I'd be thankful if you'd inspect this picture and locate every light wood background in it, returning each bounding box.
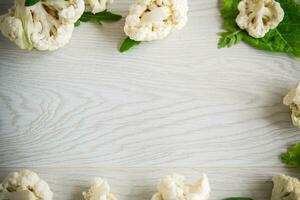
[1,0,300,199]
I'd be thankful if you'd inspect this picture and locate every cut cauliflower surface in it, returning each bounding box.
[0,169,53,200]
[84,0,113,14]
[271,175,300,200]
[0,0,84,51]
[124,0,188,42]
[151,174,210,200]
[83,178,118,200]
[235,0,284,38]
[284,82,300,127]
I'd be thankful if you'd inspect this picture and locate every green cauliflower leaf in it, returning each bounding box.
[282,143,300,169]
[25,0,41,7]
[76,10,122,26]
[119,37,141,53]
[219,0,300,58]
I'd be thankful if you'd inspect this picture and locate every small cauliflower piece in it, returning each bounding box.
[124,0,188,42]
[271,175,300,200]
[0,0,84,51]
[0,13,29,49]
[151,174,210,200]
[236,0,284,38]
[83,178,118,200]
[0,169,53,200]
[84,0,113,14]
[284,82,300,127]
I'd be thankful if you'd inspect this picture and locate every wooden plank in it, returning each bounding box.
[0,0,300,199]
[0,14,299,167]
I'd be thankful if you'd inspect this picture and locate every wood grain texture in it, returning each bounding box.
[1,0,300,199]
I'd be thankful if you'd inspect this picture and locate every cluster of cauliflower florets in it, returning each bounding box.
[0,0,112,51]
[0,170,211,200]
[236,0,284,38]
[2,169,300,200]
[124,0,188,42]
[0,0,287,51]
[284,82,300,127]
[0,170,53,200]
[0,0,190,51]
[151,174,210,200]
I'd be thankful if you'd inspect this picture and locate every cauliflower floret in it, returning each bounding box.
[236,0,284,38]
[271,175,300,200]
[83,178,118,200]
[151,174,210,200]
[0,12,30,49]
[0,169,53,200]
[124,0,188,42]
[84,0,113,14]
[0,0,84,51]
[284,82,300,127]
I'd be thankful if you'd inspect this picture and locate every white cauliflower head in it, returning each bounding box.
[124,0,189,42]
[151,174,210,200]
[236,0,284,38]
[83,178,118,200]
[0,169,53,200]
[0,0,84,51]
[284,82,300,127]
[84,0,113,14]
[271,175,300,200]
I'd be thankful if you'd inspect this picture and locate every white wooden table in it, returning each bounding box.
[1,0,300,199]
